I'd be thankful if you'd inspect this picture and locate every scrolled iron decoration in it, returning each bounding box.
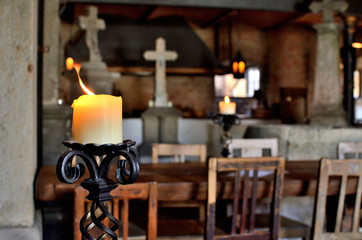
[56,139,139,240]
[213,113,241,132]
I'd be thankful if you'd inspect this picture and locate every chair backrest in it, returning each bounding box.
[206,157,285,240]
[152,143,206,163]
[74,182,157,240]
[311,158,362,240]
[228,138,278,158]
[338,142,362,159]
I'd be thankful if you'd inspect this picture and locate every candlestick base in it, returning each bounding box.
[213,114,241,157]
[56,139,139,240]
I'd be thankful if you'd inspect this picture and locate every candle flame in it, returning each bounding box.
[238,61,245,73]
[224,96,230,103]
[66,57,74,71]
[232,62,238,73]
[73,63,95,95]
[352,42,362,49]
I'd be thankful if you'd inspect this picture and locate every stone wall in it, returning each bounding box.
[0,0,38,230]
[245,124,362,160]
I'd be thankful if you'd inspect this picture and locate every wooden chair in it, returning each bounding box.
[228,139,310,239]
[152,143,206,222]
[74,182,157,240]
[338,142,362,159]
[152,143,206,163]
[228,138,278,157]
[206,157,285,240]
[311,158,362,240]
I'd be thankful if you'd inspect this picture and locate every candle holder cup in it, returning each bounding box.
[213,114,241,157]
[56,139,139,240]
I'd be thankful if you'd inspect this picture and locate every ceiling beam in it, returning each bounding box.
[201,9,233,28]
[137,5,157,23]
[61,0,311,12]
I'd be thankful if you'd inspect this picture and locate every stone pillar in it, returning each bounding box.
[309,0,349,126]
[310,23,347,126]
[42,0,74,166]
[0,1,41,239]
[42,0,60,106]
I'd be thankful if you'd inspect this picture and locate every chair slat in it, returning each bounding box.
[335,175,347,233]
[240,170,250,234]
[231,170,241,234]
[352,175,362,232]
[249,170,259,233]
[122,199,130,240]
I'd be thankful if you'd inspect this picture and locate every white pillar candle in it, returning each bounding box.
[72,94,123,144]
[219,96,236,115]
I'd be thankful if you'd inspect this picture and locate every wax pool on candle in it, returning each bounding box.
[219,96,236,114]
[72,94,123,144]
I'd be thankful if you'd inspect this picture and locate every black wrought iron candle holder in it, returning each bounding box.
[56,139,139,240]
[213,114,241,157]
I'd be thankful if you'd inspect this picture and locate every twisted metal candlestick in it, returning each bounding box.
[213,114,241,157]
[56,139,139,240]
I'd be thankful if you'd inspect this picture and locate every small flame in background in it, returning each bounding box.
[224,96,230,103]
[66,57,95,95]
[232,61,245,74]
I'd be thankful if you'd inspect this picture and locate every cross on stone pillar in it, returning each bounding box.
[309,0,349,126]
[309,0,348,23]
[144,37,178,107]
[78,6,105,63]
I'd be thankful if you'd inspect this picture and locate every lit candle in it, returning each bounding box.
[219,96,236,115]
[70,59,123,144]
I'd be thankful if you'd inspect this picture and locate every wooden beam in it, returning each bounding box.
[61,0,309,12]
[201,9,233,28]
[107,66,229,75]
[137,5,157,23]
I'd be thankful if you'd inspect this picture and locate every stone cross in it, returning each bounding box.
[144,37,178,107]
[309,0,349,23]
[78,6,105,63]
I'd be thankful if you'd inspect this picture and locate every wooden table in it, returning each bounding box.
[36,160,323,202]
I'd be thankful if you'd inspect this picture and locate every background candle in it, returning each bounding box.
[72,94,123,144]
[219,96,236,114]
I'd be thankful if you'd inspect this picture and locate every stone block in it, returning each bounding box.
[42,105,72,165]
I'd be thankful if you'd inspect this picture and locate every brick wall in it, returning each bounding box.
[266,25,316,116]
[115,75,214,118]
